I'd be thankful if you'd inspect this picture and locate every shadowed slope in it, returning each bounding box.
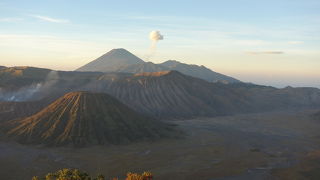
[3,92,177,146]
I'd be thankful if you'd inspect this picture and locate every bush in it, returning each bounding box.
[126,172,153,180]
[32,169,153,180]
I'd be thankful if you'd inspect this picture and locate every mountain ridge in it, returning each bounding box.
[75,48,240,83]
[160,60,239,83]
[1,66,320,119]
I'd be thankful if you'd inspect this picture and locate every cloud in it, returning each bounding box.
[30,15,69,23]
[0,17,23,22]
[0,34,55,39]
[235,40,269,46]
[246,51,284,55]
[288,41,304,45]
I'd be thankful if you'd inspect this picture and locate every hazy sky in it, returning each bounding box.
[0,0,319,88]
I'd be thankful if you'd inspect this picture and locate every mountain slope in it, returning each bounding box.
[160,60,240,83]
[2,92,176,146]
[76,48,144,72]
[116,62,169,73]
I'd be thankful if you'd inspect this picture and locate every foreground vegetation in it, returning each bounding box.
[32,169,153,180]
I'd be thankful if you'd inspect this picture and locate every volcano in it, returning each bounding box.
[76,48,144,72]
[3,91,176,147]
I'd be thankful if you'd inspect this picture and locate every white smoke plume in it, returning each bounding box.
[0,71,59,101]
[149,30,164,41]
[146,30,164,60]
[149,30,164,49]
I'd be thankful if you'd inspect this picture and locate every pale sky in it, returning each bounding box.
[0,0,319,88]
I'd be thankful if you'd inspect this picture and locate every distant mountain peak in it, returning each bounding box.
[107,48,134,55]
[76,48,144,72]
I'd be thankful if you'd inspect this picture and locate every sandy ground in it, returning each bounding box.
[1,109,320,180]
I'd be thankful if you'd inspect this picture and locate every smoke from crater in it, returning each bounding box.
[0,71,59,101]
[145,30,164,60]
